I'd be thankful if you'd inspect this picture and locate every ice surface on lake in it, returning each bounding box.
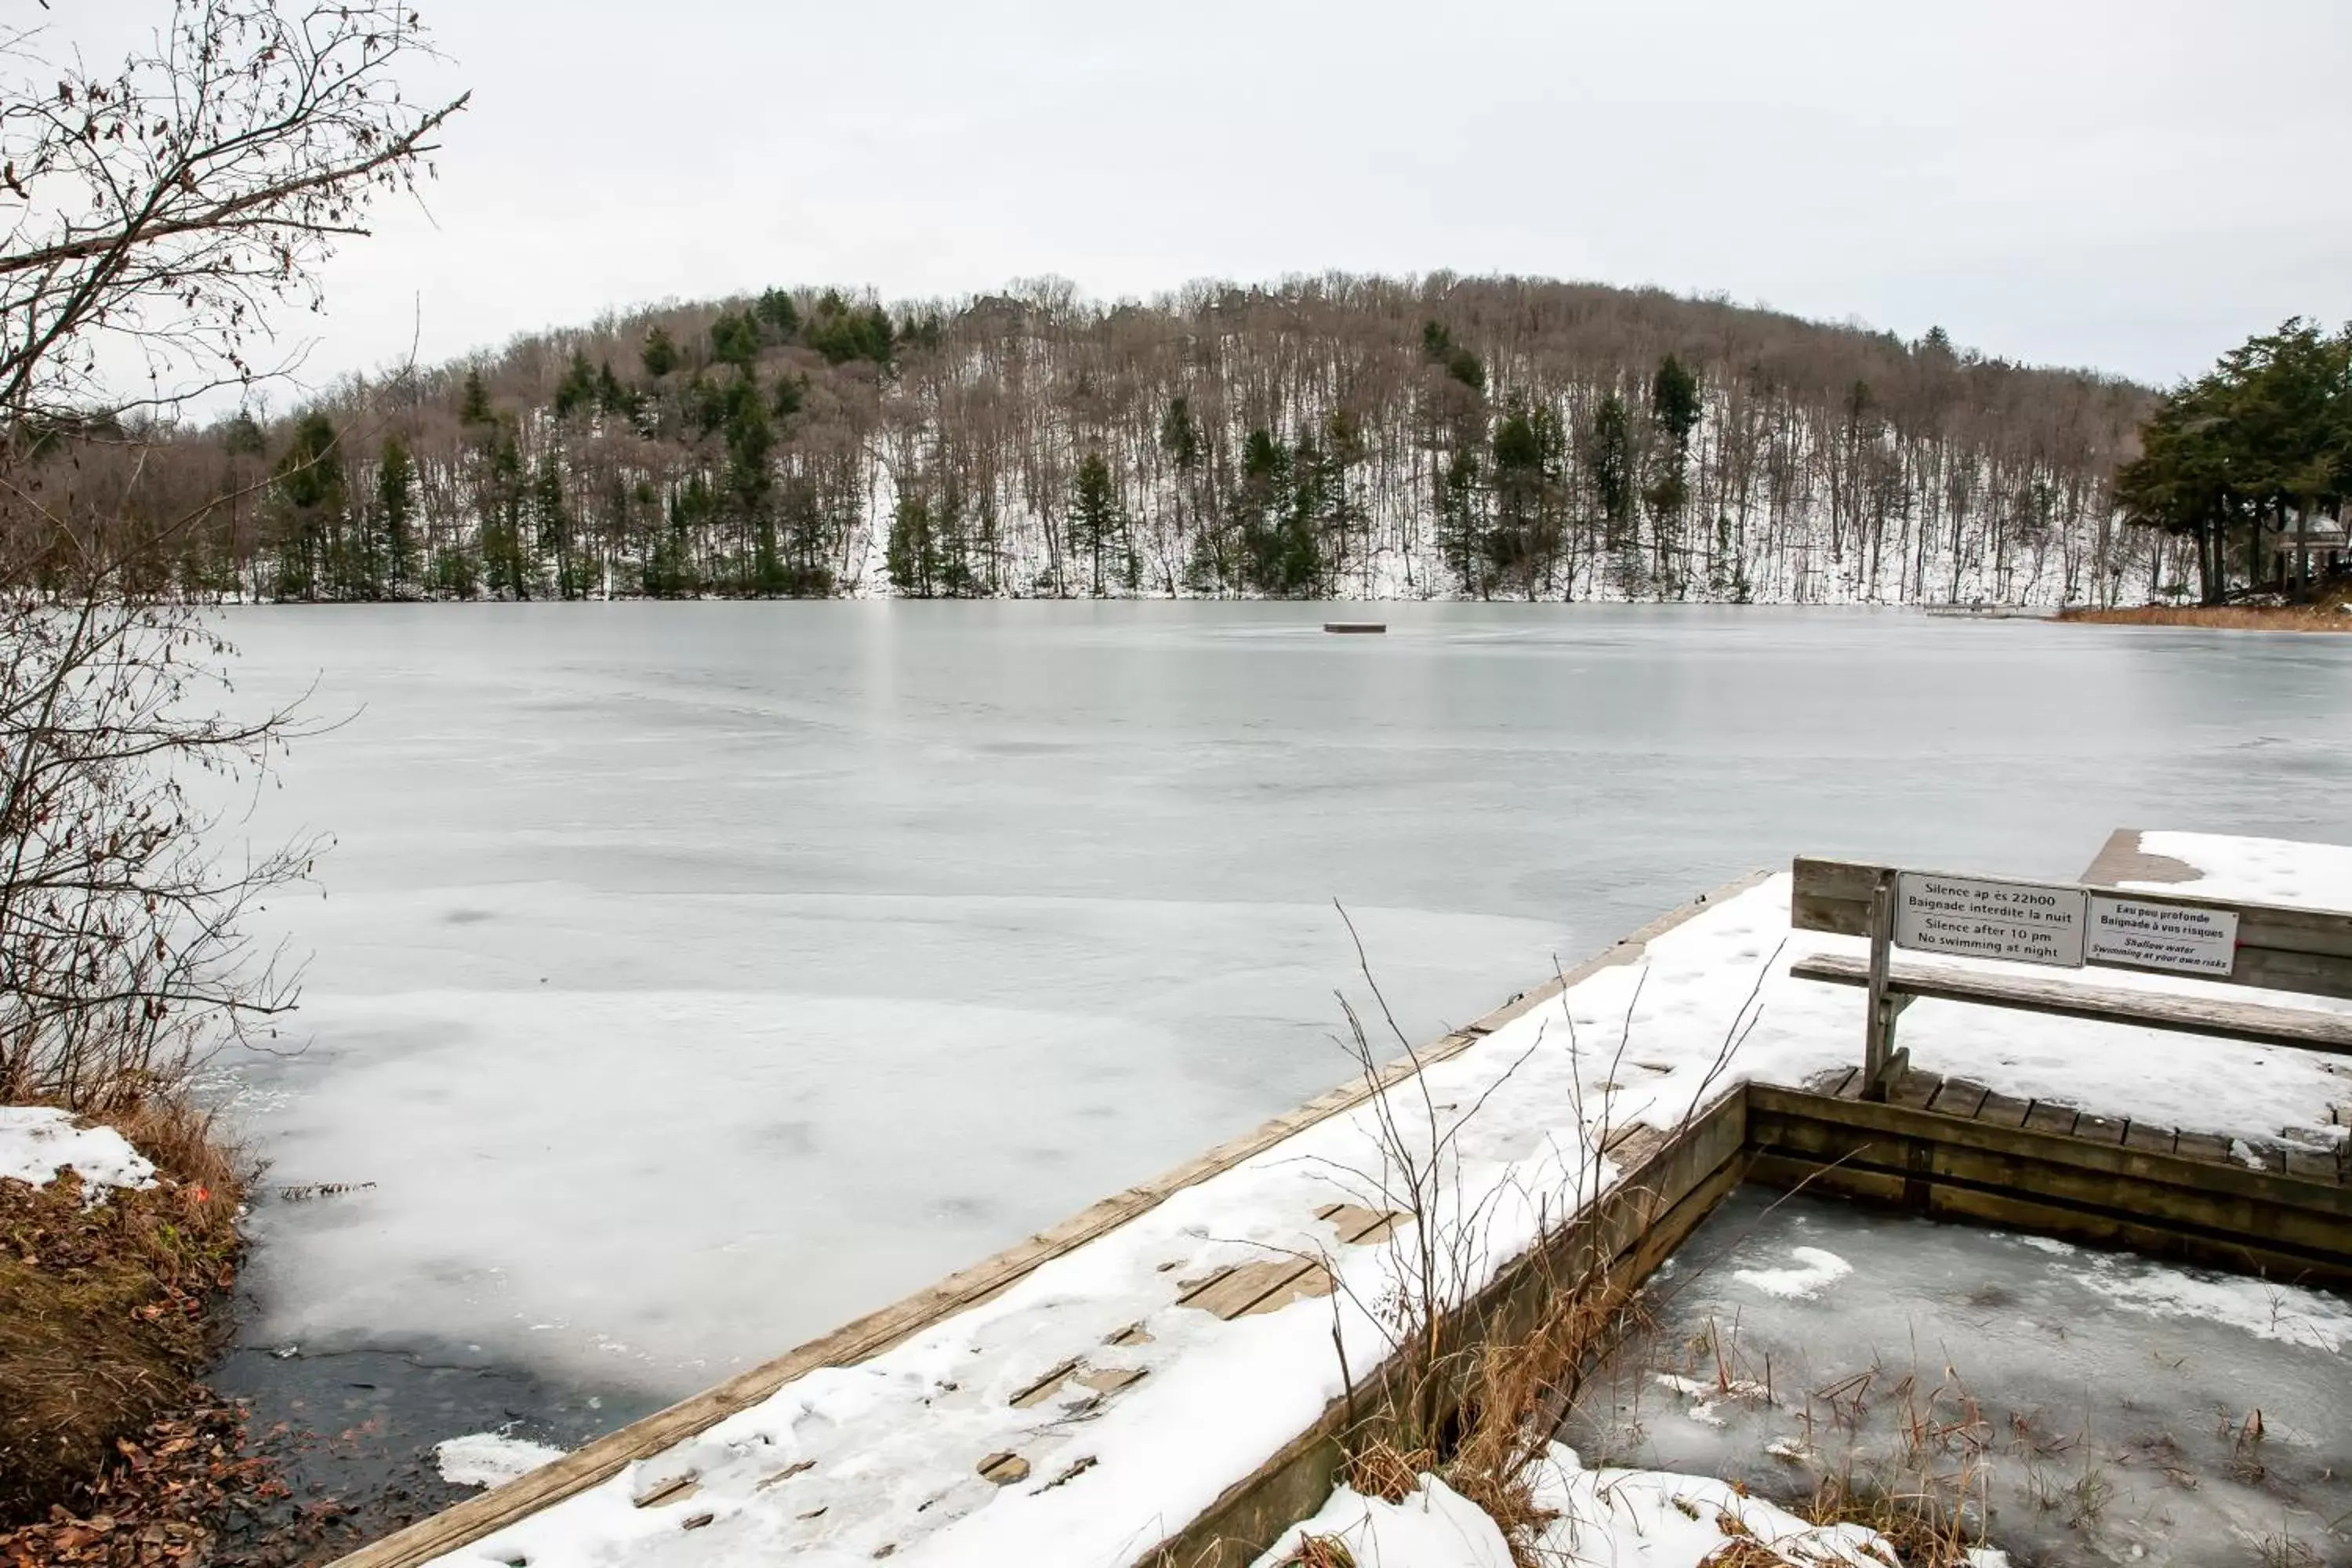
[1573,1188,2352,1566]
[201,603,2352,1403]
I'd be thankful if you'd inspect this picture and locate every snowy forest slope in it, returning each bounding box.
[143,274,2161,604]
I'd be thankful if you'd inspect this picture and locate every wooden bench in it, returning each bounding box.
[1791,853,2352,1099]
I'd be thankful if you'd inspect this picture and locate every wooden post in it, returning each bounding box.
[1862,869,1898,1102]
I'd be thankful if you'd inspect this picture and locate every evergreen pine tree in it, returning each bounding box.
[649,475,711,597]
[270,413,346,601]
[221,411,267,457]
[1643,356,1703,596]
[1160,397,1200,470]
[641,326,679,379]
[778,475,836,597]
[1434,446,1485,595]
[594,361,630,418]
[376,435,417,593]
[755,288,800,339]
[481,426,531,600]
[1232,428,1320,596]
[721,379,780,593]
[887,494,941,597]
[710,310,760,370]
[459,368,493,426]
[1588,392,1635,550]
[805,292,894,367]
[1652,356,1702,452]
[1162,397,1217,590]
[1490,399,1566,594]
[532,452,583,597]
[554,349,597,419]
[1068,452,1125,596]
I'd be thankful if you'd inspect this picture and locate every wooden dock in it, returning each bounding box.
[330,837,2352,1568]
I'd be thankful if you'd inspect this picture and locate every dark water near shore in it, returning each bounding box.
[211,1341,662,1553]
[194,603,2352,1519]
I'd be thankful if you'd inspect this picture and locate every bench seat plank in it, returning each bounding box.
[1790,953,2352,1057]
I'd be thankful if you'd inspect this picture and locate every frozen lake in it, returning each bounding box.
[205,603,2352,1428]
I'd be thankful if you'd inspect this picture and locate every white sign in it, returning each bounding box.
[1895,873,2088,967]
[2087,896,2239,978]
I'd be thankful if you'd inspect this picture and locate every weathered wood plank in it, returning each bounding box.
[1748,1138,2352,1290]
[2078,829,2198,890]
[1751,1112,2352,1261]
[1319,1204,1406,1247]
[2172,1130,2235,1166]
[1812,1065,1860,1099]
[2073,1113,2126,1145]
[2023,1100,2081,1138]
[1973,1089,2032,1129]
[2227,946,2352,1001]
[1926,1078,1991,1120]
[1791,952,2352,1055]
[1746,1086,2352,1221]
[1791,856,1881,936]
[1008,1359,1085,1409]
[2284,1147,2339,1185]
[2122,1121,2177,1158]
[1887,1069,1940,1110]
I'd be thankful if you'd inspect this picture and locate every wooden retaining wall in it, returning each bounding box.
[1748,1083,2352,1290]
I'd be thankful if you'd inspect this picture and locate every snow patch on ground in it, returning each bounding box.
[434,1432,569,1490]
[1250,1446,1989,1568]
[1248,1473,1513,1568]
[0,1105,156,1201]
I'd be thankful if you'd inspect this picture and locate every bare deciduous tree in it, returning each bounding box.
[0,1,462,1111]
[1,0,465,431]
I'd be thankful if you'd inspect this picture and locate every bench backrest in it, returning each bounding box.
[1791,855,2352,1003]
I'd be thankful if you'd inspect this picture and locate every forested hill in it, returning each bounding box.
[147,274,2161,604]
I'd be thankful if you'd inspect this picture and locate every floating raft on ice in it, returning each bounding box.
[1320,621,1385,634]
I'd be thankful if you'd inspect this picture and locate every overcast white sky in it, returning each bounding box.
[71,0,2352,395]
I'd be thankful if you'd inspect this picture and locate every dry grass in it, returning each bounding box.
[0,1096,246,1525]
[2058,601,2352,632]
[1796,1476,1984,1568]
[1272,1535,1358,1568]
[1308,916,1772,1568]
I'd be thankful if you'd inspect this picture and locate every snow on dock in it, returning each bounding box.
[350,837,2352,1568]
[2088,826,2352,913]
